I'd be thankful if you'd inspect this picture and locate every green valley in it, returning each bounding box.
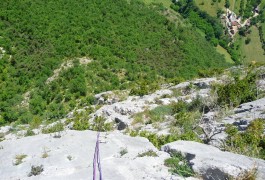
[0,0,228,125]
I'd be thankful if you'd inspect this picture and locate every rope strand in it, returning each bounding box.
[93,132,103,180]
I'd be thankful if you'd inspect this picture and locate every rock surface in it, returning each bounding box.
[92,78,218,131]
[223,97,265,126]
[162,141,265,180]
[0,130,183,180]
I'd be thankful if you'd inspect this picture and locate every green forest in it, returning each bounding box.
[0,0,229,125]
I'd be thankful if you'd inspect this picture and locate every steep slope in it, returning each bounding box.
[1,68,265,179]
[0,0,228,125]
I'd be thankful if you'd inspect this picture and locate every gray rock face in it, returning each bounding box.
[162,141,265,180]
[115,117,127,130]
[0,130,183,180]
[92,78,218,132]
[192,78,217,89]
[223,98,265,125]
[94,90,129,105]
[0,126,11,134]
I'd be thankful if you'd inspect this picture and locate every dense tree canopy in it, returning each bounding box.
[0,0,228,124]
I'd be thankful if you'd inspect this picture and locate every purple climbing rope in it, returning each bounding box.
[93,132,102,180]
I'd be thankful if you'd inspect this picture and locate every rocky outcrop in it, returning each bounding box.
[94,90,129,105]
[0,130,183,180]
[162,141,265,180]
[92,78,218,131]
[223,98,265,127]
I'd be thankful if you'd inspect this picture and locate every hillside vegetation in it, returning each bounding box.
[0,0,228,125]
[173,0,265,64]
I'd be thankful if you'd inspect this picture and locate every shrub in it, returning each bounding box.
[130,130,179,149]
[164,152,194,177]
[42,151,49,158]
[119,148,128,156]
[0,132,5,142]
[67,155,73,161]
[42,122,64,134]
[129,81,159,96]
[233,167,257,180]
[25,129,35,136]
[91,116,113,132]
[137,149,158,157]
[225,119,265,159]
[14,154,27,166]
[216,73,257,107]
[73,118,90,130]
[71,107,95,131]
[245,37,251,44]
[132,105,173,125]
[28,165,44,177]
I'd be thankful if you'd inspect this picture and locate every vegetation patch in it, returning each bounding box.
[0,132,5,142]
[241,26,265,63]
[130,130,179,149]
[137,149,158,157]
[42,122,64,134]
[14,154,27,166]
[67,155,73,161]
[164,151,194,177]
[215,72,257,107]
[232,167,257,180]
[41,148,49,158]
[119,148,128,157]
[25,129,35,136]
[225,119,265,160]
[91,116,113,132]
[28,165,44,177]
[216,45,234,64]
[132,105,173,125]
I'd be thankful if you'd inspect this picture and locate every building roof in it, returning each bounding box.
[231,21,240,26]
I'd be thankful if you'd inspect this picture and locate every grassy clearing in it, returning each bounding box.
[241,26,265,63]
[216,45,234,64]
[142,0,187,27]
[262,23,265,40]
[194,0,242,17]
[195,0,226,17]
[232,0,242,15]
[230,0,236,11]
[142,0,172,8]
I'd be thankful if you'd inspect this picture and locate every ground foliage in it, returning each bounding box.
[225,119,265,160]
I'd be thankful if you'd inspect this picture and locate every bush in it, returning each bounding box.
[147,105,173,123]
[30,116,42,129]
[28,165,44,177]
[216,73,257,107]
[119,148,128,156]
[42,122,64,134]
[245,37,251,44]
[25,129,35,136]
[73,118,90,130]
[91,116,113,132]
[0,132,5,142]
[130,130,179,149]
[164,152,194,177]
[137,149,158,157]
[225,119,265,159]
[14,154,27,166]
